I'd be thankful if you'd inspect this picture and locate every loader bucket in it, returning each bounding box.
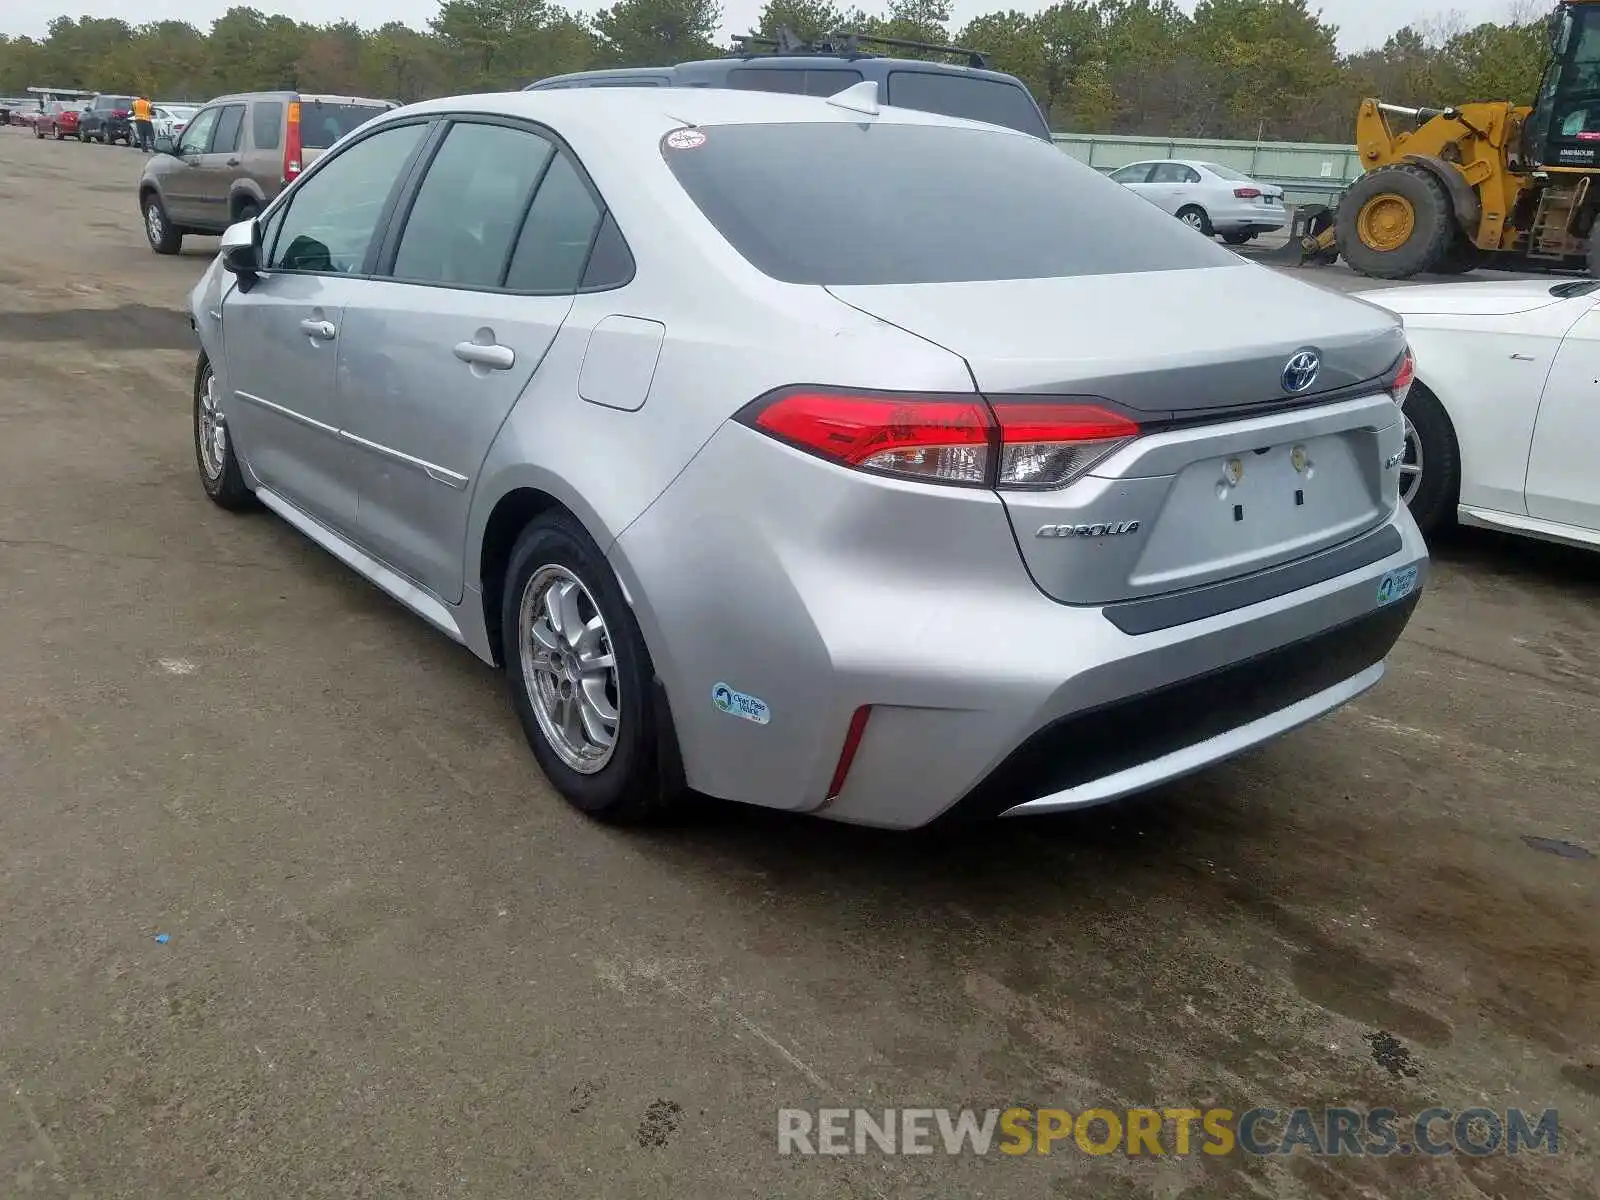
[1259,203,1340,266]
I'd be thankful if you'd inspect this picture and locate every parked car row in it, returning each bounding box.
[25,95,203,144]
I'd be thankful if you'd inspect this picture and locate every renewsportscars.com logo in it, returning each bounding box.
[777,1107,1561,1158]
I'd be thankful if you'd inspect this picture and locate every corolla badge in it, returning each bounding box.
[1282,349,1321,394]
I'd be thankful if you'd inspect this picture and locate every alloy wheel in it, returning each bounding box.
[1399,411,1423,505]
[518,565,620,774]
[145,202,164,248]
[196,363,226,480]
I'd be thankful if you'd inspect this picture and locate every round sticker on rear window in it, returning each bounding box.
[664,127,706,151]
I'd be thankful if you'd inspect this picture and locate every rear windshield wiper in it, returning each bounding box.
[1550,280,1600,298]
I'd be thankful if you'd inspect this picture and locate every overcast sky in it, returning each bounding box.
[0,0,1535,54]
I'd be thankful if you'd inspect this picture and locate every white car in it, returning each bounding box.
[1107,159,1287,244]
[153,103,199,142]
[1360,278,1600,550]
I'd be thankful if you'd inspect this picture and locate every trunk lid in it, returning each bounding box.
[827,264,1408,606]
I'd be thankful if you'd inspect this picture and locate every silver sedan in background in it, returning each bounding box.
[187,86,1426,830]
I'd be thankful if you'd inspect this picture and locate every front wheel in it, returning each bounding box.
[1336,164,1455,279]
[143,194,183,255]
[1398,384,1460,536]
[194,355,255,511]
[501,512,677,823]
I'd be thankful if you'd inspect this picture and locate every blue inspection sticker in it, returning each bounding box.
[712,682,770,725]
[1376,565,1419,607]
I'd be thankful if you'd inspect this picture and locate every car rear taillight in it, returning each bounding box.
[1234,187,1261,198]
[989,401,1140,490]
[1389,348,1415,405]
[283,101,302,184]
[736,389,1140,491]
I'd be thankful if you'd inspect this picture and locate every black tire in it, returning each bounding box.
[77,129,86,142]
[1222,230,1256,246]
[501,512,677,823]
[1400,383,1460,537]
[194,355,255,511]
[1432,236,1483,275]
[1177,205,1214,237]
[54,127,64,140]
[142,193,183,255]
[1337,164,1456,280]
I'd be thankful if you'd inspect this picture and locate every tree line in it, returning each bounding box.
[0,0,1553,142]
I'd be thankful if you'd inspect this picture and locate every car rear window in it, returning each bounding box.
[662,121,1237,286]
[103,96,132,109]
[299,102,391,149]
[883,71,1048,138]
[727,67,865,96]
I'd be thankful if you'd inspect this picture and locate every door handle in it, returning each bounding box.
[226,157,241,166]
[299,319,337,340]
[453,341,515,370]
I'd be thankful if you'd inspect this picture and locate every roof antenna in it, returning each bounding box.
[826,79,880,117]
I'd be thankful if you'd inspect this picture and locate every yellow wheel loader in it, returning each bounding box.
[1295,0,1600,278]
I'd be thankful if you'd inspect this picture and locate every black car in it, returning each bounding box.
[79,94,134,145]
[525,29,1052,141]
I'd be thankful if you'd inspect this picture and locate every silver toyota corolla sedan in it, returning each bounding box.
[186,85,1427,829]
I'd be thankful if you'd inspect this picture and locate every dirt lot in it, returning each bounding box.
[0,128,1596,1199]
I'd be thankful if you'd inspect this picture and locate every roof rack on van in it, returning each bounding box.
[729,26,990,69]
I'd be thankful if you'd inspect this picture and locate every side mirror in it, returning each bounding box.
[154,133,175,154]
[220,219,262,288]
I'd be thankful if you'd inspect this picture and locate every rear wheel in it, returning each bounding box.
[1398,384,1460,536]
[1177,206,1214,237]
[1337,164,1456,279]
[1222,230,1256,246]
[501,512,677,823]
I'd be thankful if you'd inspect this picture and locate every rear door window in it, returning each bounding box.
[884,71,1048,138]
[389,121,556,289]
[662,120,1236,285]
[504,150,607,292]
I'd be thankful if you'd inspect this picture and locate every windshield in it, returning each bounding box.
[1542,4,1600,141]
[662,121,1237,286]
[299,102,391,149]
[1200,162,1256,182]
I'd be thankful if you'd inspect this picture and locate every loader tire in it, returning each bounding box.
[1433,234,1483,275]
[1337,165,1456,280]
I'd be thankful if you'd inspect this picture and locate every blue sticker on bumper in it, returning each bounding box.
[713,682,770,725]
[1376,565,1419,607]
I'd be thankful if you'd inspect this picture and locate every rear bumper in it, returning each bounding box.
[1209,201,1287,232]
[613,423,1429,831]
